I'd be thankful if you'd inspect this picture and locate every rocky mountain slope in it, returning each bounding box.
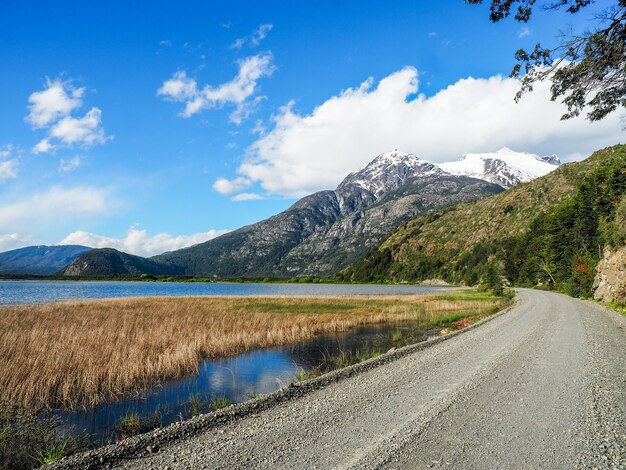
[343,144,626,300]
[438,147,560,188]
[63,151,503,277]
[0,245,91,275]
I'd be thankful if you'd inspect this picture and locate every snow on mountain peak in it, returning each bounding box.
[438,148,559,188]
[338,150,446,198]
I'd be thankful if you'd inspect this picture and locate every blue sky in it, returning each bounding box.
[0,0,623,254]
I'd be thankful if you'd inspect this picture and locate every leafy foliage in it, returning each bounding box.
[467,0,626,121]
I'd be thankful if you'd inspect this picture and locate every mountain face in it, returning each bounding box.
[438,147,560,188]
[0,245,91,275]
[343,145,626,300]
[60,248,181,276]
[64,151,503,277]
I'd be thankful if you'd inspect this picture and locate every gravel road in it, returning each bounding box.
[65,289,626,469]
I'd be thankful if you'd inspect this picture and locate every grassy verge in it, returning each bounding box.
[0,291,508,414]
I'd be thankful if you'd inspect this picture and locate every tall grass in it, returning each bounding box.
[0,293,504,413]
[0,403,85,470]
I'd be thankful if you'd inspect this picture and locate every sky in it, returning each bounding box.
[0,0,624,255]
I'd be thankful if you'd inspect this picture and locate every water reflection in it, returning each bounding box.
[56,321,433,443]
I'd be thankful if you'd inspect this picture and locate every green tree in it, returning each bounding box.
[466,0,626,121]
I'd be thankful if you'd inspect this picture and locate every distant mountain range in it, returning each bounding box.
[2,148,561,277]
[0,245,91,275]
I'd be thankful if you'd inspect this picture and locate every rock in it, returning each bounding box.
[593,246,626,303]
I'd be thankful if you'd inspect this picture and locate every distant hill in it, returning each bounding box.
[343,144,626,299]
[0,245,92,275]
[63,150,504,277]
[60,248,181,276]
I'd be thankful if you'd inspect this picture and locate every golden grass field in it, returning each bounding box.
[0,292,506,412]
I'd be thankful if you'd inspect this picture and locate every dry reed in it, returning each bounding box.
[0,293,502,412]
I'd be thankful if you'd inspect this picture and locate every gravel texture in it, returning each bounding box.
[52,289,625,469]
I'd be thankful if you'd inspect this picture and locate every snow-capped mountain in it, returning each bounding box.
[338,150,445,198]
[438,147,560,188]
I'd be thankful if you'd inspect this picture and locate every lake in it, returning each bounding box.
[0,280,453,306]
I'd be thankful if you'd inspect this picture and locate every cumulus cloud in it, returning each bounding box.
[27,78,84,128]
[28,78,108,153]
[158,53,275,123]
[47,108,106,146]
[59,156,81,173]
[60,227,229,257]
[227,67,625,197]
[0,145,18,183]
[212,176,252,194]
[230,23,273,49]
[0,186,110,229]
[0,233,33,252]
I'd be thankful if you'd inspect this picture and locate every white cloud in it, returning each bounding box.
[26,78,84,128]
[231,192,264,201]
[230,67,625,197]
[0,233,33,252]
[157,71,198,101]
[230,23,273,49]
[0,144,13,158]
[59,156,82,173]
[0,186,110,229]
[27,79,108,154]
[158,53,275,123]
[32,139,53,154]
[212,176,252,194]
[0,145,18,183]
[0,160,18,183]
[251,24,273,46]
[48,108,106,146]
[230,37,246,50]
[518,27,531,38]
[428,32,437,38]
[60,227,229,257]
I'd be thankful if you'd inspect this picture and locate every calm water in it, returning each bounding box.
[57,321,434,443]
[0,280,452,306]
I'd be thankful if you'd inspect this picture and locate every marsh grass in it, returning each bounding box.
[0,292,505,413]
[209,396,232,411]
[0,403,86,470]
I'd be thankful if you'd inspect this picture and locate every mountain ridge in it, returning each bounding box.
[62,150,505,277]
[0,245,92,275]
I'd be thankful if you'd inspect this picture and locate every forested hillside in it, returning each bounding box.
[342,145,626,298]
